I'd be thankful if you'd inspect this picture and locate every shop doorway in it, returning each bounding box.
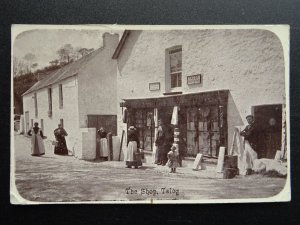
[87,115,117,158]
[253,104,282,159]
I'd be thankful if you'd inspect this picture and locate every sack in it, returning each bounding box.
[52,140,58,147]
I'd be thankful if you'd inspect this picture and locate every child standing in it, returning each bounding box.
[167,145,179,173]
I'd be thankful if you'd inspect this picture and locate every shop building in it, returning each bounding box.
[113,29,285,163]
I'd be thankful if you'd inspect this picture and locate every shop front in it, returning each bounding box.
[122,90,229,159]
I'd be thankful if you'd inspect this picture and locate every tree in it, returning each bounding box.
[13,56,29,76]
[78,47,95,57]
[23,53,37,73]
[31,63,38,70]
[49,59,59,66]
[57,44,74,64]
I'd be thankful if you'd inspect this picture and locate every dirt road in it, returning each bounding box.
[12,133,286,203]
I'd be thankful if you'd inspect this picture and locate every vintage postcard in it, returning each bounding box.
[11,24,290,204]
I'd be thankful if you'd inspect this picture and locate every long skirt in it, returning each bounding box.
[100,138,108,157]
[54,137,68,155]
[124,141,142,168]
[31,135,45,156]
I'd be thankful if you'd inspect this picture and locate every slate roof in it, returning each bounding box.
[23,48,101,96]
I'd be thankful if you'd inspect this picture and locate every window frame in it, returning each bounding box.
[169,47,182,89]
[48,87,52,117]
[59,84,63,109]
[34,92,38,118]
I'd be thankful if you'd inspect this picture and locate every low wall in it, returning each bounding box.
[80,128,96,160]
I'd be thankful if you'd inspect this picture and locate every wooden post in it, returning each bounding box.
[216,147,226,173]
[192,153,203,171]
[107,132,113,161]
[152,108,158,163]
[280,103,287,160]
[119,130,125,161]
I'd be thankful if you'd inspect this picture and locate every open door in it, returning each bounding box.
[253,104,282,159]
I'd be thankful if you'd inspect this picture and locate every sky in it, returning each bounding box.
[13,29,123,70]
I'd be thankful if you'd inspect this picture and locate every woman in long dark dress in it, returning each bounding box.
[27,122,45,156]
[54,124,68,155]
[124,126,142,168]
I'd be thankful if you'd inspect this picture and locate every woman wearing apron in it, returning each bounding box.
[124,126,142,168]
[27,122,46,156]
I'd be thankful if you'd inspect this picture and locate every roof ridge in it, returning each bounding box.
[22,48,102,96]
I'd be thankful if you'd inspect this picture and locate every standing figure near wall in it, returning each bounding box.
[97,127,108,161]
[163,126,174,166]
[240,115,259,174]
[27,122,46,156]
[155,119,166,165]
[167,145,179,173]
[124,126,142,169]
[54,124,69,155]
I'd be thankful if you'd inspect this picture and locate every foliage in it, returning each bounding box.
[13,43,95,114]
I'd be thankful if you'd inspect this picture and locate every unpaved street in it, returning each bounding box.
[12,133,286,203]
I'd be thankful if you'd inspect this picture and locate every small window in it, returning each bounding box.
[60,118,64,128]
[34,93,38,118]
[59,84,63,108]
[169,47,182,88]
[48,88,52,117]
[40,119,44,132]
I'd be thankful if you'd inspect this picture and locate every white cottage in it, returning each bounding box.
[22,33,119,159]
[112,29,286,165]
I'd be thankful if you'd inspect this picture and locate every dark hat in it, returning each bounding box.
[246,115,254,119]
[128,126,136,131]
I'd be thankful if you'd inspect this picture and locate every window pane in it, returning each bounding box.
[170,50,182,73]
[170,73,182,88]
[178,73,182,87]
[171,74,177,88]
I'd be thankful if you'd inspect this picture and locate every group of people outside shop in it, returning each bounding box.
[123,119,185,173]
[27,114,280,175]
[27,122,69,157]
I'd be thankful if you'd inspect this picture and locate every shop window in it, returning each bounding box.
[168,47,182,89]
[133,109,155,151]
[186,106,220,157]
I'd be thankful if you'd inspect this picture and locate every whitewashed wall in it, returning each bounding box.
[116,29,285,149]
[23,75,80,155]
[78,33,119,128]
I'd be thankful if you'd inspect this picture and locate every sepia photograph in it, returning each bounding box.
[11,25,290,204]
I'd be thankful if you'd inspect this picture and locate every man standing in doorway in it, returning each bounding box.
[155,119,165,165]
[240,115,260,157]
